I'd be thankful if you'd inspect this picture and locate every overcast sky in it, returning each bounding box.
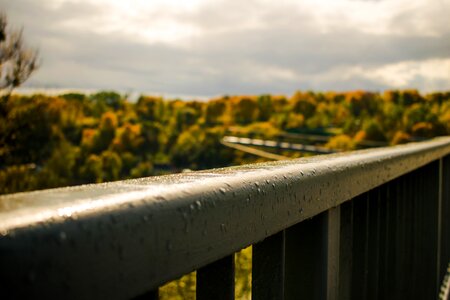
[1,0,449,97]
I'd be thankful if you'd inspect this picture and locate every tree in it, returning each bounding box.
[0,13,39,96]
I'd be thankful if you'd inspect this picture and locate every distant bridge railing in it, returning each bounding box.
[1,137,450,299]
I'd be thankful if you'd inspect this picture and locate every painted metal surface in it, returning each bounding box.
[1,137,450,299]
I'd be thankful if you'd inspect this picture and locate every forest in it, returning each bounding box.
[1,89,450,195]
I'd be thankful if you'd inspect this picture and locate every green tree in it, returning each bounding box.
[257,94,273,121]
[80,154,103,183]
[291,91,316,119]
[232,97,258,125]
[101,150,122,181]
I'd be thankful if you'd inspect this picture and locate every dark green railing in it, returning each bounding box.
[1,137,450,299]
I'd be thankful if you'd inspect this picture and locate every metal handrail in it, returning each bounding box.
[1,136,450,299]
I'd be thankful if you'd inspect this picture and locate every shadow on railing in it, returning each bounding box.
[1,137,450,300]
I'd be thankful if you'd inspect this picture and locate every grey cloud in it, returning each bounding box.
[1,0,449,96]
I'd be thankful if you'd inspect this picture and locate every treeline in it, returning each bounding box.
[1,89,449,194]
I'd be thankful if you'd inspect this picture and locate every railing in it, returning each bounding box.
[1,137,450,299]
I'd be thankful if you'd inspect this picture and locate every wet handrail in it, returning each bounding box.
[1,137,450,299]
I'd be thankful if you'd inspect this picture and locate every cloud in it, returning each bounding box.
[1,0,449,96]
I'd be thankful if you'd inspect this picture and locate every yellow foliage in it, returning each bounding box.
[411,122,433,138]
[325,134,355,151]
[354,130,366,143]
[100,111,118,130]
[81,128,97,147]
[391,131,411,145]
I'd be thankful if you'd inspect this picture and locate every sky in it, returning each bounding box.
[1,0,449,97]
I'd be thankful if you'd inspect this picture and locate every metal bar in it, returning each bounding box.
[285,207,340,300]
[392,174,406,299]
[338,201,353,300]
[386,179,397,296]
[414,165,427,299]
[442,155,450,283]
[197,255,235,300]
[252,231,285,300]
[1,138,450,299]
[420,161,440,298]
[411,166,421,298]
[327,207,341,300]
[403,171,414,299]
[438,158,444,294]
[367,188,380,300]
[351,193,369,300]
[377,184,388,298]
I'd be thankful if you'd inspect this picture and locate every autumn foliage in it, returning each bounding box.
[1,90,450,194]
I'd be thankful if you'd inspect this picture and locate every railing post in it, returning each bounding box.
[441,155,450,284]
[252,231,285,300]
[367,188,381,300]
[338,201,353,300]
[351,193,369,300]
[424,161,441,298]
[438,158,444,292]
[197,255,235,300]
[284,206,340,300]
[377,185,389,299]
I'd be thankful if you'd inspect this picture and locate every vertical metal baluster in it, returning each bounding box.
[351,193,369,300]
[197,255,235,300]
[327,207,341,300]
[338,201,353,300]
[400,174,410,298]
[252,231,285,300]
[367,188,380,300]
[284,207,340,300]
[441,155,450,283]
[377,184,388,299]
[411,167,420,298]
[386,179,397,297]
[393,174,406,299]
[437,158,443,295]
[404,171,414,299]
[420,161,440,298]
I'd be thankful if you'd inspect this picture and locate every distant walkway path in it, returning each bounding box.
[221,136,339,155]
[220,140,289,161]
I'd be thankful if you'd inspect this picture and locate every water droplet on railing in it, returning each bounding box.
[219,188,226,195]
